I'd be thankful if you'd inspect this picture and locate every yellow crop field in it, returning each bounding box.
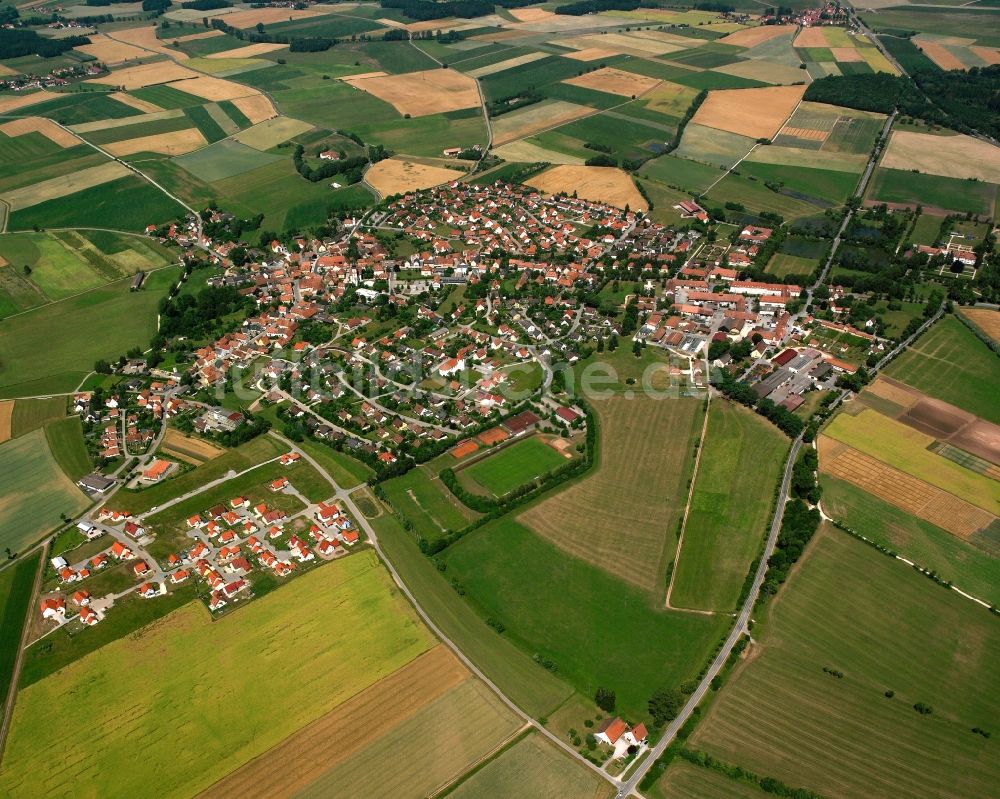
[0,552,434,799]
[824,408,999,515]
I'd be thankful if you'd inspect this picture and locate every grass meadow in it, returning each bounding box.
[461,436,568,498]
[868,167,996,216]
[0,429,89,554]
[0,551,41,709]
[0,266,180,398]
[44,416,92,481]
[3,553,433,799]
[9,396,65,438]
[382,466,481,543]
[820,475,1000,607]
[670,401,789,612]
[690,526,1000,799]
[443,518,729,720]
[886,315,1000,424]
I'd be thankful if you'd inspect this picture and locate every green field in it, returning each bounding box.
[638,154,723,194]
[0,429,89,554]
[447,732,609,799]
[766,252,817,279]
[670,402,788,612]
[8,175,185,233]
[737,161,860,205]
[371,509,573,719]
[0,551,41,708]
[9,396,65,439]
[868,167,996,216]
[383,466,479,543]
[443,518,729,720]
[43,416,92,482]
[0,267,180,398]
[657,760,769,799]
[461,436,568,498]
[820,475,1000,607]
[691,526,1000,798]
[886,315,1000,424]
[3,553,433,799]
[295,436,372,489]
[112,435,286,517]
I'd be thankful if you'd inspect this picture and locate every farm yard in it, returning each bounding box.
[689,527,1000,799]
[520,396,701,595]
[1,553,438,799]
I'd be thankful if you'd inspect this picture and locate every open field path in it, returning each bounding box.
[272,430,621,793]
[618,433,804,797]
[0,541,46,765]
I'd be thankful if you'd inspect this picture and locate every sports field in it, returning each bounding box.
[0,429,89,554]
[461,436,567,497]
[0,267,180,398]
[670,402,788,612]
[383,466,479,542]
[886,315,1000,424]
[448,732,611,799]
[0,553,435,799]
[443,518,729,719]
[690,526,1000,799]
[520,396,702,595]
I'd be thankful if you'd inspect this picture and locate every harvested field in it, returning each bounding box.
[3,161,131,211]
[87,61,198,90]
[232,115,312,150]
[109,92,164,113]
[168,75,259,102]
[509,7,552,22]
[173,30,225,43]
[160,428,224,464]
[366,158,464,196]
[564,47,618,62]
[76,33,149,63]
[564,66,660,97]
[203,645,476,798]
[692,84,805,139]
[714,58,806,85]
[0,401,12,444]
[205,42,287,59]
[818,436,995,539]
[230,94,277,124]
[961,308,1000,344]
[492,100,593,145]
[824,408,998,515]
[830,46,864,62]
[211,6,329,27]
[915,40,966,71]
[0,91,61,114]
[719,24,797,47]
[111,25,193,59]
[970,46,1000,66]
[493,139,584,164]
[527,165,647,211]
[794,26,831,48]
[519,396,700,594]
[343,69,479,117]
[0,117,79,147]
[865,376,920,411]
[902,399,1000,467]
[881,130,1000,184]
[104,128,207,156]
[781,126,827,141]
[466,52,548,78]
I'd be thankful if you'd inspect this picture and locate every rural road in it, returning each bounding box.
[618,435,804,798]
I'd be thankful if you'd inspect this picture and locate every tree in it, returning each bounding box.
[595,687,616,713]
[94,359,112,374]
[22,264,31,276]
[648,687,684,727]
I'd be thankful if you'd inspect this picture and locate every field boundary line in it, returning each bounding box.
[0,541,47,764]
[664,392,713,613]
